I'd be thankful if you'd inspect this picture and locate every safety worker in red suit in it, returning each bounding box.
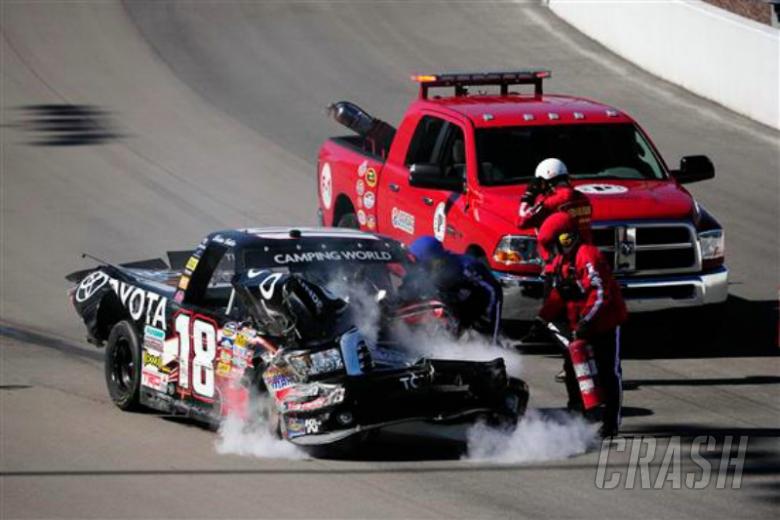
[518,158,595,382]
[535,211,628,438]
[517,158,593,266]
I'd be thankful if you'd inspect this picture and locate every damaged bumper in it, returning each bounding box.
[279,358,526,445]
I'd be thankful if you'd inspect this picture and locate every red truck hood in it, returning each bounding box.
[478,179,694,225]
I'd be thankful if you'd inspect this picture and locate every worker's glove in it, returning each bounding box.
[521,177,546,205]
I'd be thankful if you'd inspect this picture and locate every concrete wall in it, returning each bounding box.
[548,0,780,130]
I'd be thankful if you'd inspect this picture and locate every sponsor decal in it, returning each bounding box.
[143,325,165,352]
[576,183,629,195]
[178,276,190,291]
[356,179,365,197]
[363,191,375,210]
[272,250,392,264]
[222,322,237,339]
[283,388,345,412]
[366,215,376,230]
[185,257,199,272]
[357,210,367,226]
[365,168,377,188]
[106,279,167,330]
[143,350,163,369]
[211,234,237,247]
[216,361,232,377]
[391,207,415,235]
[174,290,184,303]
[75,271,110,303]
[305,418,321,434]
[357,160,368,177]
[399,373,420,390]
[433,201,447,242]
[219,349,232,362]
[141,370,168,392]
[269,374,293,390]
[258,272,284,300]
[286,417,306,438]
[320,162,333,210]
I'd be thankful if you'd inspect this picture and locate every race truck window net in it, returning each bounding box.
[475,123,666,186]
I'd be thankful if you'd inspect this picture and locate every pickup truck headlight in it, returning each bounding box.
[699,229,724,260]
[699,229,725,269]
[287,348,344,377]
[493,235,542,266]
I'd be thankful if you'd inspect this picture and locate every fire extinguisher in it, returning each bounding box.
[546,322,603,410]
[568,339,603,410]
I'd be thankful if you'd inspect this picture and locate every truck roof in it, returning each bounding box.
[414,94,634,128]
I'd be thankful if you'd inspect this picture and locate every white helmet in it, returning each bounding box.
[535,158,568,181]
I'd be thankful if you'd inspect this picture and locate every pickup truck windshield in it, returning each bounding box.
[475,123,666,185]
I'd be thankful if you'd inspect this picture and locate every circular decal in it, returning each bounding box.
[365,168,378,188]
[367,215,376,230]
[433,202,446,242]
[363,191,375,210]
[320,163,333,210]
[75,271,110,302]
[576,183,628,195]
[358,160,368,177]
[357,209,367,226]
[356,179,365,197]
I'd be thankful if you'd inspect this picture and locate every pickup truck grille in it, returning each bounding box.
[592,222,699,276]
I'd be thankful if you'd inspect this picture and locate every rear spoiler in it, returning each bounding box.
[65,255,178,283]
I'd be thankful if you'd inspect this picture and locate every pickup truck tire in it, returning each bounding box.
[336,212,359,229]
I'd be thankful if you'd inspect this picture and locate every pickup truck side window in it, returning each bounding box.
[405,116,466,180]
[406,116,446,166]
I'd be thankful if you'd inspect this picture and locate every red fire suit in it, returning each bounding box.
[517,185,593,263]
[539,243,628,434]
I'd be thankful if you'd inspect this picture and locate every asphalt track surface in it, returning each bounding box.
[1,1,778,518]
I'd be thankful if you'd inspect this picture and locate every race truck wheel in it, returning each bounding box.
[336,212,359,229]
[104,320,142,411]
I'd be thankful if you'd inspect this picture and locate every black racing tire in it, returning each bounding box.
[336,212,359,229]
[104,320,143,411]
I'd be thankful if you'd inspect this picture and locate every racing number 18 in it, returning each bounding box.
[174,313,216,400]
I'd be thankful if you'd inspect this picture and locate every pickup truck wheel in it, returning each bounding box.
[336,212,359,229]
[104,320,142,411]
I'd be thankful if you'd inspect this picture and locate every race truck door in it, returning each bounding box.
[377,112,469,247]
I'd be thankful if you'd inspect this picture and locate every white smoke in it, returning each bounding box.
[464,409,599,463]
[215,396,307,460]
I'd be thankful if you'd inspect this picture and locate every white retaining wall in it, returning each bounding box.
[548,0,780,130]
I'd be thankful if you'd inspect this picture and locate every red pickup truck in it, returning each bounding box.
[316,70,727,318]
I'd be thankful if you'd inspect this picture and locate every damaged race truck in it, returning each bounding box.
[316,70,728,318]
[68,227,528,447]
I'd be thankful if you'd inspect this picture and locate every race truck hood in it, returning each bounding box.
[477,179,694,226]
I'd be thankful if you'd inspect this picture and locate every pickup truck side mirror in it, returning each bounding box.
[409,163,465,192]
[671,155,715,184]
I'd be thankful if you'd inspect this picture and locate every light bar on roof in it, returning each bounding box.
[410,69,551,99]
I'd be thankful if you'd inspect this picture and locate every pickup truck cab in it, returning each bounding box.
[316,70,727,318]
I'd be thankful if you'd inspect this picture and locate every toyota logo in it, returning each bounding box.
[75,271,110,303]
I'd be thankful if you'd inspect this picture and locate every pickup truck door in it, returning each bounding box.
[377,113,468,247]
